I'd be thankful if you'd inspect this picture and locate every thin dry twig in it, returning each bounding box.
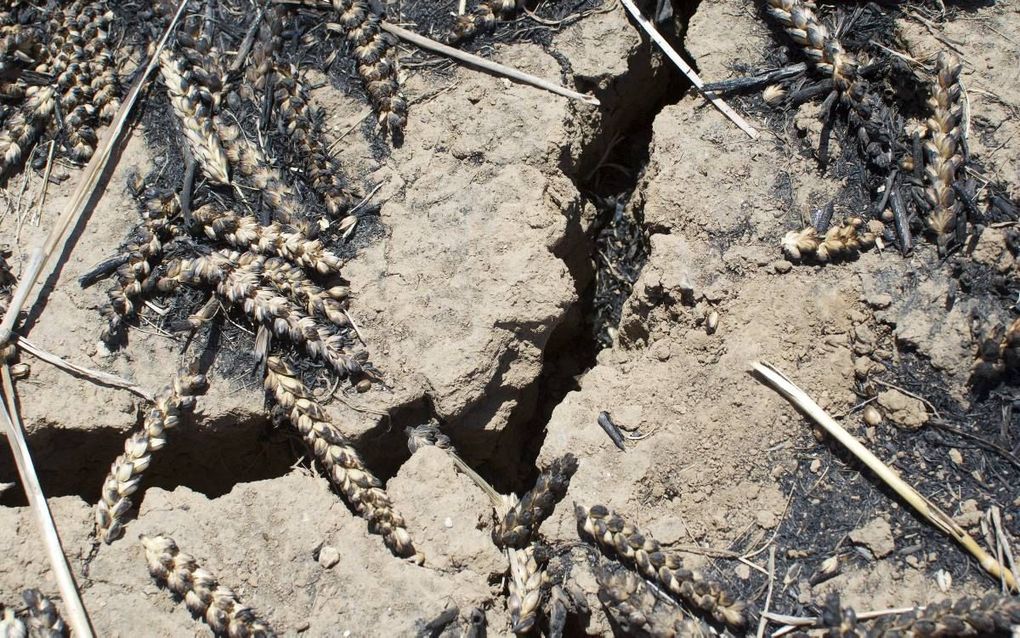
[17,336,153,401]
[618,0,758,139]
[376,21,600,106]
[0,364,94,637]
[753,361,1017,591]
[34,140,57,226]
[756,546,776,638]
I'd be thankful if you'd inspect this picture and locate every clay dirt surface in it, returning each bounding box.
[0,0,1018,636]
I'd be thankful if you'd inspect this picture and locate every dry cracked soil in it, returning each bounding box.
[0,0,1019,636]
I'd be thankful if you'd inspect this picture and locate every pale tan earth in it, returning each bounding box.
[0,0,1018,636]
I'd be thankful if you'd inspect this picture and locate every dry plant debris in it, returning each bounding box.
[0,588,67,638]
[0,0,120,181]
[141,534,276,638]
[576,504,747,628]
[95,368,207,544]
[493,453,578,549]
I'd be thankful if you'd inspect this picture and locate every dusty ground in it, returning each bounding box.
[0,0,1018,636]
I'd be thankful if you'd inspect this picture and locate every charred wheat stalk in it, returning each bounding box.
[507,543,546,635]
[274,65,356,216]
[597,564,713,638]
[816,592,1020,637]
[297,0,407,134]
[99,189,182,344]
[191,204,342,274]
[264,356,419,559]
[450,0,520,43]
[95,370,207,543]
[493,454,577,549]
[781,217,878,263]
[141,535,276,637]
[576,504,746,628]
[158,48,231,184]
[923,52,965,255]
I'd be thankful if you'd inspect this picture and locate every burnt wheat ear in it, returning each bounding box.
[575,504,747,628]
[0,1,121,179]
[296,0,407,135]
[98,189,182,345]
[141,535,277,638]
[0,589,67,637]
[781,217,879,263]
[596,563,714,638]
[264,356,420,560]
[762,0,858,91]
[96,370,207,543]
[158,250,364,378]
[507,543,547,634]
[449,0,521,44]
[274,64,357,217]
[814,592,1020,637]
[923,52,966,255]
[157,47,231,184]
[493,453,578,549]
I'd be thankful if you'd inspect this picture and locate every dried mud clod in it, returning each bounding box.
[575,504,747,628]
[140,534,276,638]
[95,369,208,544]
[596,563,713,638]
[493,453,578,549]
[0,0,121,181]
[296,0,407,135]
[0,588,67,638]
[806,592,1020,637]
[922,51,965,255]
[781,217,879,263]
[264,356,419,560]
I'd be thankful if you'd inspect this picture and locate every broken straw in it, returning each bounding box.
[753,360,1017,591]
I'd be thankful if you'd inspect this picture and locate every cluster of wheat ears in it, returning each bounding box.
[0,0,1018,636]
